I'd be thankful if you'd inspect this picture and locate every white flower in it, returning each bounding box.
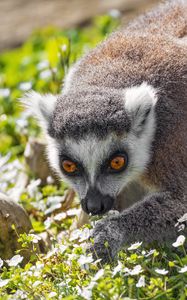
[67,208,80,216]
[129,265,143,276]
[19,82,32,91]
[37,60,49,70]
[0,258,3,268]
[69,229,82,241]
[61,44,67,52]
[45,247,59,259]
[128,242,142,251]
[144,249,156,257]
[32,280,42,287]
[46,176,54,184]
[78,255,93,266]
[13,290,27,299]
[178,265,187,273]
[106,210,119,217]
[45,203,61,215]
[28,234,42,244]
[0,88,10,97]
[108,9,121,19]
[16,118,28,129]
[177,213,187,223]
[0,114,7,122]
[67,253,78,263]
[27,179,41,198]
[44,217,53,229]
[21,56,31,65]
[33,270,41,277]
[79,227,92,242]
[113,260,123,276]
[59,245,67,254]
[35,262,44,270]
[39,69,51,79]
[81,288,92,300]
[0,153,11,168]
[0,279,9,287]
[6,255,23,267]
[58,282,66,288]
[172,235,186,247]
[47,196,64,206]
[155,268,168,275]
[178,224,185,232]
[124,267,131,275]
[175,213,187,230]
[54,212,66,221]
[80,281,96,300]
[93,269,104,281]
[48,291,57,297]
[92,258,102,265]
[136,275,145,288]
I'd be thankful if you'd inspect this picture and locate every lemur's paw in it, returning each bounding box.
[87,217,123,263]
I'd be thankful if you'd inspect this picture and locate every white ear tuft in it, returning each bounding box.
[125,82,157,112]
[124,82,157,133]
[20,91,57,130]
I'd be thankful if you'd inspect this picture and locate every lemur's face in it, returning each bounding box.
[22,82,157,215]
[48,131,151,215]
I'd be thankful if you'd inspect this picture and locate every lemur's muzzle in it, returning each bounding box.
[81,188,114,215]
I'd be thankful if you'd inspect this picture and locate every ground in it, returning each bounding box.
[0,0,159,51]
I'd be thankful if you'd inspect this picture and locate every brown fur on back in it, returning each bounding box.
[126,0,187,38]
[72,0,187,191]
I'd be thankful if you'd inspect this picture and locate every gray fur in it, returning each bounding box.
[91,190,187,261]
[22,0,187,262]
[48,87,131,140]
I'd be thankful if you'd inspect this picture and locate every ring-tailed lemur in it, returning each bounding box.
[22,0,187,261]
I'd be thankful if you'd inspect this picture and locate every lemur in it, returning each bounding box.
[22,0,187,261]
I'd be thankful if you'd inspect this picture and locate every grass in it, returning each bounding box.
[0,12,187,300]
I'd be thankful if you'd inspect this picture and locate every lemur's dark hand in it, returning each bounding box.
[88,217,124,263]
[88,191,187,263]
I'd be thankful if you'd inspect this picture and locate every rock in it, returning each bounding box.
[24,137,58,185]
[0,192,33,262]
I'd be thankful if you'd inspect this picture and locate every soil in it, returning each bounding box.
[0,0,159,51]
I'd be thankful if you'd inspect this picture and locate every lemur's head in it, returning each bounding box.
[22,83,157,215]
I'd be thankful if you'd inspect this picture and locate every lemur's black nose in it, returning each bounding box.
[86,200,103,215]
[81,188,114,215]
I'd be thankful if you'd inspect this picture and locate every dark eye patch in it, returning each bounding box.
[59,154,84,177]
[100,150,128,174]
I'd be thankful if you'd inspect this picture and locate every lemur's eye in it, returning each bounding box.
[110,155,127,171]
[62,160,77,174]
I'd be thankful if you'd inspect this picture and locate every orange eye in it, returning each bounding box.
[110,156,126,171]
[62,160,77,173]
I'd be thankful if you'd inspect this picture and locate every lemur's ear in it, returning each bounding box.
[124,82,157,134]
[20,91,57,130]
